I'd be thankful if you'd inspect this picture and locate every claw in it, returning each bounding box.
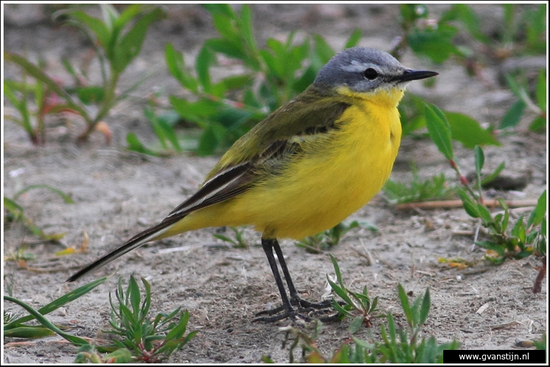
[253,296,340,323]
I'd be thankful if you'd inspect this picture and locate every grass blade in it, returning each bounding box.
[5,295,90,346]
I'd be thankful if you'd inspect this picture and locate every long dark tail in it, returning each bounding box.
[66,216,182,282]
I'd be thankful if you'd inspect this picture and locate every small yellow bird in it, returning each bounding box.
[68,47,437,322]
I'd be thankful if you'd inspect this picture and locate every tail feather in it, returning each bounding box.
[66,216,181,282]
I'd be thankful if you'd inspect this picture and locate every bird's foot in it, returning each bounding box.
[253,296,341,323]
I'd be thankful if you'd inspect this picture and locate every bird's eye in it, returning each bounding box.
[363,68,378,80]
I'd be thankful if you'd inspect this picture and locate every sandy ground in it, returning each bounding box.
[3,4,547,363]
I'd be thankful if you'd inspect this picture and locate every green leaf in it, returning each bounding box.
[114,8,165,73]
[503,73,522,97]
[144,106,168,149]
[62,10,110,48]
[329,254,344,286]
[445,111,500,148]
[101,4,119,31]
[211,10,239,42]
[474,145,484,177]
[128,276,141,318]
[328,279,353,306]
[240,5,257,53]
[311,35,335,69]
[344,29,362,48]
[397,284,413,324]
[480,162,505,186]
[407,26,460,63]
[203,4,236,19]
[170,97,220,125]
[165,43,198,92]
[5,52,88,118]
[205,38,246,60]
[3,280,100,328]
[158,118,182,152]
[260,49,283,78]
[425,103,453,160]
[477,204,493,224]
[76,86,105,105]
[419,288,431,326]
[114,4,145,29]
[349,316,364,334]
[197,123,223,156]
[499,99,525,129]
[458,189,480,218]
[4,295,90,346]
[4,325,55,339]
[219,74,254,91]
[527,190,547,227]
[126,133,158,156]
[196,46,213,92]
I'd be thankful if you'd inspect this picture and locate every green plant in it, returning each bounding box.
[5,4,165,143]
[383,163,457,204]
[126,105,187,157]
[265,284,459,363]
[4,184,74,242]
[394,4,545,142]
[74,344,133,363]
[105,276,198,362]
[164,4,362,156]
[327,255,380,332]
[500,69,546,132]
[425,102,547,266]
[4,277,107,342]
[4,61,64,145]
[295,220,376,254]
[213,226,250,248]
[396,4,545,64]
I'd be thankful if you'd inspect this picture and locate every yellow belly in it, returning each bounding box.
[164,99,402,240]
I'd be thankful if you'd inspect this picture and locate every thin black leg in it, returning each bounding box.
[272,238,299,298]
[254,237,340,323]
[254,238,296,322]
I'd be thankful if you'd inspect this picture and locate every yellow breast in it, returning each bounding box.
[170,87,403,240]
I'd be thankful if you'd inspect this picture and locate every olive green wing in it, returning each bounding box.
[211,86,350,175]
[164,86,350,220]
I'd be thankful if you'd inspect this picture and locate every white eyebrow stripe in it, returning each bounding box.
[341,61,375,73]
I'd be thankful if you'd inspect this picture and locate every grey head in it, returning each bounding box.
[314,47,437,93]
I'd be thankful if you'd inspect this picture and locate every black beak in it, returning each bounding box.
[394,69,438,83]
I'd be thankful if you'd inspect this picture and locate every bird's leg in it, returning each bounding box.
[272,239,336,314]
[254,238,338,322]
[253,238,298,322]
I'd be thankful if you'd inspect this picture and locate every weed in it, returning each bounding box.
[327,255,380,332]
[384,163,457,204]
[425,102,547,273]
[5,4,165,143]
[295,220,376,254]
[4,277,107,343]
[500,69,546,132]
[265,284,459,363]
[213,226,250,248]
[105,276,198,362]
[164,4,362,156]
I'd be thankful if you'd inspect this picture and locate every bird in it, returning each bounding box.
[68,47,438,322]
